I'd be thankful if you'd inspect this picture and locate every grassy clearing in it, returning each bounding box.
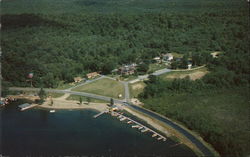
[122,75,138,81]
[56,84,74,90]
[171,52,184,58]
[148,63,168,73]
[143,87,250,157]
[160,67,208,80]
[47,92,64,98]
[66,94,108,103]
[72,78,125,99]
[129,81,146,98]
[106,74,120,79]
[56,81,83,90]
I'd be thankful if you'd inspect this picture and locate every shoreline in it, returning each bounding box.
[37,97,109,112]
[13,94,219,157]
[122,105,220,157]
[123,107,203,156]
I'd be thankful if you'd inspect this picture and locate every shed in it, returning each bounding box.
[86,72,99,79]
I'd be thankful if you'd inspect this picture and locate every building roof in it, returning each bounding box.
[87,72,99,76]
[153,57,161,60]
[162,53,173,57]
[111,69,118,73]
[74,76,82,80]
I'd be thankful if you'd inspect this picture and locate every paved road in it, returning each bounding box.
[65,68,171,100]
[129,68,172,84]
[122,81,130,102]
[65,75,129,102]
[152,68,172,76]
[66,75,106,91]
[126,104,215,157]
[9,87,125,104]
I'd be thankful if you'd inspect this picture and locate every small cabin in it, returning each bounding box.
[153,57,161,63]
[74,77,84,83]
[86,72,99,79]
[162,53,173,61]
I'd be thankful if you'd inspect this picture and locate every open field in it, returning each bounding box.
[148,63,168,73]
[56,83,75,90]
[122,75,138,81]
[160,67,208,80]
[171,52,184,58]
[129,81,146,98]
[142,87,250,157]
[56,81,84,90]
[66,94,108,103]
[47,92,65,98]
[72,78,125,99]
[38,98,108,111]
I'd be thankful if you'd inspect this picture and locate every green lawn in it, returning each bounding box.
[142,87,250,157]
[148,63,168,73]
[160,67,208,80]
[72,78,125,99]
[171,52,184,58]
[47,92,64,98]
[122,75,138,81]
[66,94,108,103]
[129,81,146,98]
[56,81,83,90]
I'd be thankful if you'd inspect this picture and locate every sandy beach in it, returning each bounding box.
[38,94,109,112]
[36,93,217,157]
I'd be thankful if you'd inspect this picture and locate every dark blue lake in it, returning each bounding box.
[0,102,196,156]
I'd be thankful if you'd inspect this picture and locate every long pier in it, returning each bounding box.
[18,103,38,111]
[111,111,167,141]
[93,110,108,118]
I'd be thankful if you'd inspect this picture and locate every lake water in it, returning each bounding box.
[0,102,196,156]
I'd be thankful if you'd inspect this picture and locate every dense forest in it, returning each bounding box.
[1,0,248,88]
[136,2,249,155]
[1,0,249,156]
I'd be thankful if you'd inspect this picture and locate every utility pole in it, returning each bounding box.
[0,47,2,98]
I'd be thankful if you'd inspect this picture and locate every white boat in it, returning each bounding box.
[141,129,148,133]
[118,115,123,119]
[50,110,55,113]
[120,117,127,121]
[132,125,139,128]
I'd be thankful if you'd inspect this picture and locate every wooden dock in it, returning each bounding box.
[112,111,167,141]
[18,103,38,111]
[93,110,108,118]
